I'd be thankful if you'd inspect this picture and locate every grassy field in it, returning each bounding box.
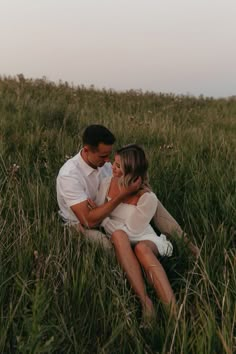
[0,75,235,353]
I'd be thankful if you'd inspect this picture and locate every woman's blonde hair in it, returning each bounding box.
[116,144,151,191]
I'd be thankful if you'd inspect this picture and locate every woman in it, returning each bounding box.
[95,144,177,319]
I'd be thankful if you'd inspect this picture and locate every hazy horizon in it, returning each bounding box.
[1,0,236,98]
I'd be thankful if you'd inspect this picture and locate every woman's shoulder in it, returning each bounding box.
[100,175,112,187]
[99,175,113,193]
[138,190,158,205]
[125,189,157,206]
[96,176,112,203]
[107,177,119,198]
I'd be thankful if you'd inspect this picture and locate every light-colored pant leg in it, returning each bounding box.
[152,200,184,238]
[73,224,113,250]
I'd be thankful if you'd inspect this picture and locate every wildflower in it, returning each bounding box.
[34,250,38,260]
[159,144,174,151]
[12,163,20,172]
[65,155,72,161]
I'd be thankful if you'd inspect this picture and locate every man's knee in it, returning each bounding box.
[78,227,112,250]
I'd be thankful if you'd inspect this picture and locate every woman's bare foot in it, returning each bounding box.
[164,300,178,320]
[141,297,155,324]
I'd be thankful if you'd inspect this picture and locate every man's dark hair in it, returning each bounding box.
[82,125,116,147]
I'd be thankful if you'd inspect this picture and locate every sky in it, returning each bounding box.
[1,0,236,98]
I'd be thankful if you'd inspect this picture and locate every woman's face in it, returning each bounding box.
[112,154,123,178]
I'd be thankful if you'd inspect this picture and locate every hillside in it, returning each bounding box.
[0,75,235,353]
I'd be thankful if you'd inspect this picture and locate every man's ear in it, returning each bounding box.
[84,144,97,154]
[83,145,89,153]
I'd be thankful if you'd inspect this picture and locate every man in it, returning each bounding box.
[57,124,199,256]
[56,124,141,248]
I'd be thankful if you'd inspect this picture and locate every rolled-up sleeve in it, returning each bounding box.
[57,175,87,207]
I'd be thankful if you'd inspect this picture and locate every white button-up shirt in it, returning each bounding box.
[56,151,112,224]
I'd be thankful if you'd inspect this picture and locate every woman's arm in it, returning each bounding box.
[101,192,158,236]
[124,192,158,234]
[71,177,142,228]
[152,201,200,258]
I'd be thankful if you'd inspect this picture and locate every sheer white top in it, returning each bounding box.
[96,176,173,256]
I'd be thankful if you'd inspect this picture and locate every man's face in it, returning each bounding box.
[85,143,113,168]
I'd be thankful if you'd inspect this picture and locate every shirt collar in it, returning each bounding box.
[78,150,101,177]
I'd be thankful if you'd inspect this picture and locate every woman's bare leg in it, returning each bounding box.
[134,240,176,314]
[111,230,154,319]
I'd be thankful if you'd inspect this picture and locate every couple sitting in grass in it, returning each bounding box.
[56,124,199,320]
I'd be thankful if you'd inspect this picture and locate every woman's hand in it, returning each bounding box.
[188,242,200,259]
[120,176,142,195]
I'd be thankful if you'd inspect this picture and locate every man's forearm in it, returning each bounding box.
[71,177,142,228]
[82,192,128,227]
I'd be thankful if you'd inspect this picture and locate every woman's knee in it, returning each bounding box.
[134,241,152,258]
[111,230,129,246]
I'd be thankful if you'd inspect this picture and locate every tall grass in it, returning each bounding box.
[0,75,235,353]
